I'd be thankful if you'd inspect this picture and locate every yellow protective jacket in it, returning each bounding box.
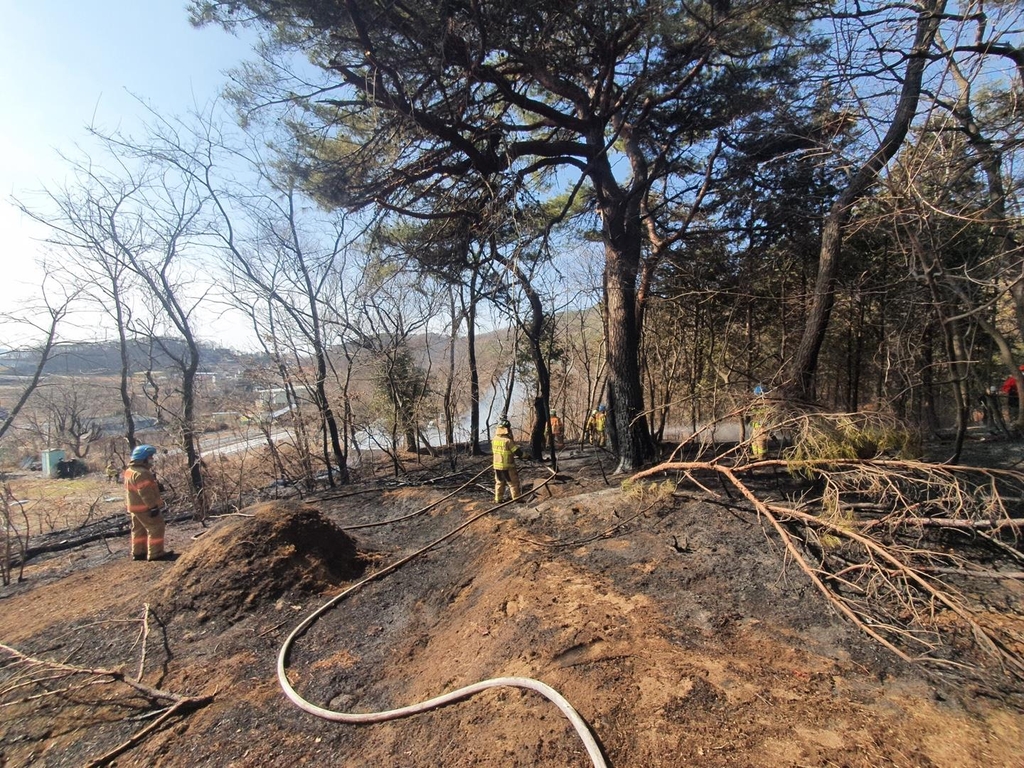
[491,430,520,470]
[124,462,163,515]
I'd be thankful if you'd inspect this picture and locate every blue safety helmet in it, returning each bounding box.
[753,385,765,396]
[598,404,606,412]
[131,444,157,462]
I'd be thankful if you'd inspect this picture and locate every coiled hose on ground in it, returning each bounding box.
[278,467,608,767]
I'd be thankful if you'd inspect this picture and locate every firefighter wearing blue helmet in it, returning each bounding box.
[124,444,171,561]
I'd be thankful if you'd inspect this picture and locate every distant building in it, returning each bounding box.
[91,415,160,433]
[195,372,218,391]
[256,388,289,408]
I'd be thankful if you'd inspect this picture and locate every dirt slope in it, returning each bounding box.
[1,453,1023,767]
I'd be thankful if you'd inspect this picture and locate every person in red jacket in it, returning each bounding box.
[1001,373,1021,421]
[124,444,171,561]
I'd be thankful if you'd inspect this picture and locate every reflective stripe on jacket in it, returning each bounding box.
[125,463,163,514]
[492,434,518,470]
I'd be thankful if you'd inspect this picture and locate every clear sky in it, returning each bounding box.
[0,1,255,343]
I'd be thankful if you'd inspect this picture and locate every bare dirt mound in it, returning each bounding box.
[153,500,366,622]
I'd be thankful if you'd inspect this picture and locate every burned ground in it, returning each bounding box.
[1,447,1023,767]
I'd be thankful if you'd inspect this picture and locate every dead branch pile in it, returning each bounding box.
[638,411,1024,696]
[0,605,214,766]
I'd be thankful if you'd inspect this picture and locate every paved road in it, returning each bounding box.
[197,426,293,457]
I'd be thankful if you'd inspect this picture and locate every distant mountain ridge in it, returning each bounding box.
[0,323,546,382]
[0,338,249,377]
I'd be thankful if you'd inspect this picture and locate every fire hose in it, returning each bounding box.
[277,466,608,767]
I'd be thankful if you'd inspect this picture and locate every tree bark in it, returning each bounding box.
[466,273,482,456]
[597,193,656,473]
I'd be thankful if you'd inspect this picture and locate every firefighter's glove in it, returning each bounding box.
[149,507,162,518]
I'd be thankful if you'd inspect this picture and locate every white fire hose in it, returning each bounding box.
[277,468,608,767]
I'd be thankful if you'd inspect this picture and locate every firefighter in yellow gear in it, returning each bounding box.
[750,386,769,459]
[124,444,169,561]
[492,419,523,503]
[593,405,607,447]
[584,409,597,444]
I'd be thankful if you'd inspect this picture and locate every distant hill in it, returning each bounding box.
[0,321,569,386]
[0,331,494,380]
[0,338,251,377]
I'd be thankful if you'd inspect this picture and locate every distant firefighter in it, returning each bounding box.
[592,405,607,448]
[124,444,171,561]
[584,409,598,444]
[491,419,523,504]
[546,409,564,450]
[750,386,769,459]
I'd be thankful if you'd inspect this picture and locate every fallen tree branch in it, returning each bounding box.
[83,696,209,768]
[632,458,1024,682]
[0,640,215,764]
[859,517,1024,531]
[0,641,211,705]
[717,464,916,663]
[9,509,197,566]
[136,604,151,683]
[769,499,1024,678]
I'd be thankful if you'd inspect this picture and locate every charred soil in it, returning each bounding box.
[2,446,1023,767]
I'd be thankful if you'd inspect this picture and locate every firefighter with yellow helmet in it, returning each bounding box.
[491,418,523,503]
[593,405,607,447]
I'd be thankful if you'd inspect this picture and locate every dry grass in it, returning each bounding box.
[2,472,122,535]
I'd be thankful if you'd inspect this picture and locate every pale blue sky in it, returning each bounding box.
[0,1,254,334]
